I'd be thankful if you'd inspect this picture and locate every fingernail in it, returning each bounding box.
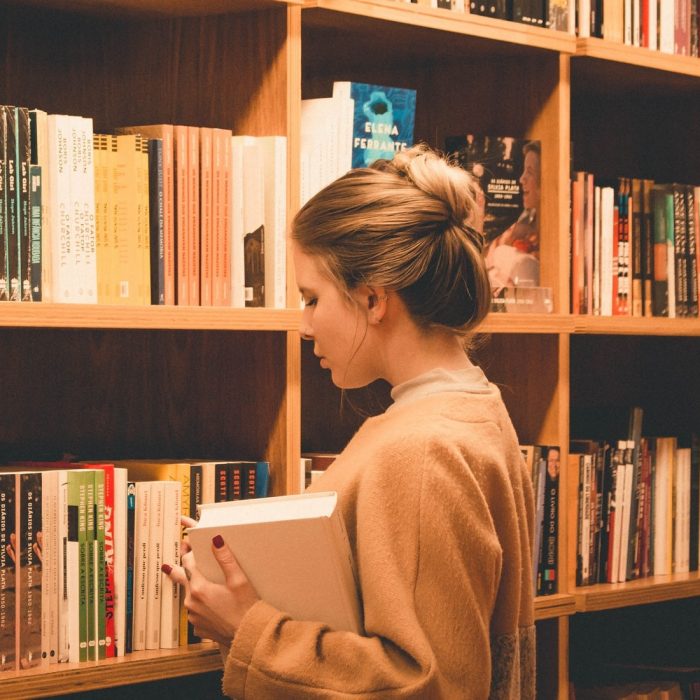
[161,564,172,575]
[212,534,224,549]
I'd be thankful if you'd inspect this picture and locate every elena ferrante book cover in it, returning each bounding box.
[333,81,417,169]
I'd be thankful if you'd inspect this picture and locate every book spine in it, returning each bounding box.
[93,470,107,659]
[255,461,271,499]
[174,125,189,305]
[84,471,96,660]
[187,125,200,306]
[16,107,30,302]
[29,165,42,301]
[146,482,164,650]
[541,447,559,594]
[685,185,698,316]
[131,482,150,652]
[125,481,136,654]
[228,463,244,501]
[199,127,213,307]
[0,473,16,671]
[149,139,165,304]
[159,482,181,649]
[17,473,42,670]
[215,464,229,503]
[5,106,20,302]
[0,107,7,301]
[243,462,257,499]
[40,471,58,665]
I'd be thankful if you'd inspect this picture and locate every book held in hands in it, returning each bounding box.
[187,491,362,635]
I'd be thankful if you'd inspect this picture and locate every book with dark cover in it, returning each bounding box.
[651,185,672,317]
[4,106,20,302]
[541,446,561,595]
[0,107,7,302]
[446,135,541,293]
[332,81,417,169]
[148,138,165,305]
[630,178,644,316]
[642,179,655,316]
[18,472,42,669]
[672,184,689,316]
[0,473,16,671]
[29,165,41,301]
[244,224,265,307]
[124,481,135,654]
[17,107,31,302]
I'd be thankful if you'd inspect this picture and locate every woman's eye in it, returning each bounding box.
[301,296,317,307]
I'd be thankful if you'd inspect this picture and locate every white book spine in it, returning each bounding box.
[132,482,151,651]
[648,0,658,48]
[145,481,165,650]
[659,0,675,52]
[261,136,287,309]
[230,137,246,308]
[159,482,181,649]
[616,458,634,583]
[47,114,74,302]
[600,187,615,316]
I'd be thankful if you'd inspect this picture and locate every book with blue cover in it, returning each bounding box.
[333,81,417,169]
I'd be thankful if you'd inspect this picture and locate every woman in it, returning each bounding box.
[164,144,535,699]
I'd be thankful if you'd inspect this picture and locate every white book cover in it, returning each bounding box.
[47,114,74,302]
[259,136,287,309]
[578,0,591,36]
[230,136,247,308]
[71,116,97,303]
[648,0,658,48]
[300,98,342,205]
[658,0,674,52]
[593,185,602,315]
[616,457,634,583]
[146,481,165,650]
[187,491,362,635]
[653,438,673,576]
[113,467,128,656]
[132,482,151,651]
[674,448,691,573]
[600,186,615,316]
[241,136,265,307]
[610,448,627,583]
[159,481,181,649]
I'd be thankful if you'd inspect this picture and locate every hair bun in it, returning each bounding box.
[381,144,482,236]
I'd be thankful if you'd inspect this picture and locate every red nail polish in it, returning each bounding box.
[161,564,172,575]
[212,534,224,549]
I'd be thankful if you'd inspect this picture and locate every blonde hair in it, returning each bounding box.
[292,144,491,336]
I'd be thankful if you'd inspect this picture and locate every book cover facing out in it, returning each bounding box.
[334,82,417,169]
[446,135,542,294]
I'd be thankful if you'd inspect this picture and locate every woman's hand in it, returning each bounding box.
[162,525,260,647]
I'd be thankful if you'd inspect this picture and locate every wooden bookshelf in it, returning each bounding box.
[0,0,698,697]
[574,573,700,613]
[0,644,222,699]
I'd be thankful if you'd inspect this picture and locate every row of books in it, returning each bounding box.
[399,0,698,56]
[0,105,287,307]
[0,458,270,672]
[570,174,699,318]
[395,0,573,31]
[523,444,561,596]
[579,0,699,57]
[574,426,700,586]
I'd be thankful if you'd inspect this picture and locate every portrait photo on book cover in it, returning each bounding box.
[446,135,541,293]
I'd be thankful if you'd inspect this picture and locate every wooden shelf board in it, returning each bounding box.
[2,644,222,698]
[304,0,576,54]
[480,313,572,334]
[534,593,577,620]
[576,37,700,78]
[3,0,299,18]
[574,572,700,612]
[0,304,302,331]
[573,315,700,336]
